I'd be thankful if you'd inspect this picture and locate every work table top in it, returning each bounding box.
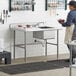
[10,26,62,32]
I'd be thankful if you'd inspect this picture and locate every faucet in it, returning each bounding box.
[37,22,44,25]
[33,22,44,27]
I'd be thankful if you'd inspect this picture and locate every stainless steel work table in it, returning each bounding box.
[9,23,62,62]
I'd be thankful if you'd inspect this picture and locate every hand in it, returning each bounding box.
[58,19,65,24]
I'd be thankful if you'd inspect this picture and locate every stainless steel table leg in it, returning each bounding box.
[70,45,73,76]
[13,30,16,60]
[10,28,12,56]
[57,30,59,60]
[24,32,27,62]
[45,39,47,61]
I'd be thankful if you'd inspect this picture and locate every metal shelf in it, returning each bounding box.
[9,0,35,12]
[45,0,67,11]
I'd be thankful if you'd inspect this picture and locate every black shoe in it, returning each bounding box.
[65,59,75,64]
[72,61,75,64]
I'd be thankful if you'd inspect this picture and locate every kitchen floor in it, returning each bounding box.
[0,54,76,76]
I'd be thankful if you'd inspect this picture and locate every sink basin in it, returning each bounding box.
[38,26,53,29]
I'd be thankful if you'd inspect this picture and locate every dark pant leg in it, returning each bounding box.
[71,32,76,58]
[67,44,76,58]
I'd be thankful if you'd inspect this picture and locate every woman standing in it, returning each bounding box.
[58,1,76,63]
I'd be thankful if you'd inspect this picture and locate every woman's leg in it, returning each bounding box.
[67,44,76,64]
[71,32,76,58]
[67,44,76,58]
